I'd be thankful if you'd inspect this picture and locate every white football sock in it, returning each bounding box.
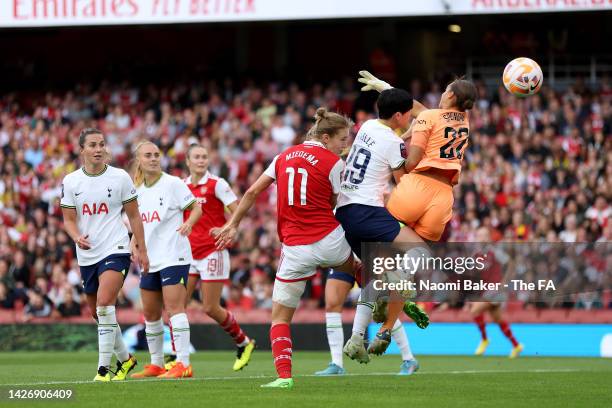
[114,324,130,363]
[392,319,414,361]
[352,298,373,337]
[325,312,344,367]
[170,313,191,366]
[145,319,165,367]
[96,306,117,370]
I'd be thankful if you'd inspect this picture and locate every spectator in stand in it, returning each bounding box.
[23,290,52,321]
[586,195,611,227]
[225,283,254,311]
[0,282,15,309]
[9,250,30,291]
[0,76,610,317]
[54,288,82,318]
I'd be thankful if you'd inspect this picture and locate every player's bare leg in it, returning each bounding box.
[200,281,226,322]
[316,279,350,375]
[488,303,523,358]
[471,302,492,355]
[201,281,254,370]
[86,293,98,322]
[185,274,199,307]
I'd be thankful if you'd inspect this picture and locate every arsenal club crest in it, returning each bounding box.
[200,186,208,195]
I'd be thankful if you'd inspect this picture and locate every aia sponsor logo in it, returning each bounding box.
[141,211,161,223]
[82,202,109,215]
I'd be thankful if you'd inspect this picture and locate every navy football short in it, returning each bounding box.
[140,264,190,291]
[79,253,131,294]
[327,269,356,285]
[335,204,401,258]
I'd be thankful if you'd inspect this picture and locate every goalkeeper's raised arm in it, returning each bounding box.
[357,70,427,130]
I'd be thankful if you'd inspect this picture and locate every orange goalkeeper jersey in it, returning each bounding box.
[411,109,470,185]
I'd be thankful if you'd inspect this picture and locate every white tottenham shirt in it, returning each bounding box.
[337,119,406,208]
[136,172,196,272]
[60,165,137,266]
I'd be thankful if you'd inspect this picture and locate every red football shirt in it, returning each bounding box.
[263,141,344,246]
[184,172,238,259]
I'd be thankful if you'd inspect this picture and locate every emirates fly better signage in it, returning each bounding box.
[3,0,612,27]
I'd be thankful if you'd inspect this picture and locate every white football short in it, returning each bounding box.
[273,225,352,308]
[189,250,230,281]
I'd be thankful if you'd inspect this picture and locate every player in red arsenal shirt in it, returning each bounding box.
[214,108,357,389]
[470,227,523,358]
[182,144,255,371]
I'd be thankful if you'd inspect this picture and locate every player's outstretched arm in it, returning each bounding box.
[411,100,427,117]
[123,199,149,273]
[213,174,274,249]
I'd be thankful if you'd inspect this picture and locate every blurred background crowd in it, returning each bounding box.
[0,75,610,320]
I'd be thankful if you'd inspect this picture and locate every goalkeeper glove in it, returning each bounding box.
[357,70,393,93]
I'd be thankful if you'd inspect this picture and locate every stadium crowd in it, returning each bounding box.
[0,76,610,320]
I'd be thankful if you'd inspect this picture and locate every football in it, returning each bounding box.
[502,57,543,97]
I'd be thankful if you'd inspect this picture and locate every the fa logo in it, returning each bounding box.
[159,197,164,206]
[82,202,109,215]
[107,187,112,198]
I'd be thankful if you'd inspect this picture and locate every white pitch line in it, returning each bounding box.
[0,368,586,387]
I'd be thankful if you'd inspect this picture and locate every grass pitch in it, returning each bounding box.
[1,351,611,408]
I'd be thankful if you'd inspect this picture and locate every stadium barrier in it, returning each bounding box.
[0,323,344,352]
[372,323,612,358]
[3,321,612,357]
[2,308,612,325]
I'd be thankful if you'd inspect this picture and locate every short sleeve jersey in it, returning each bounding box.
[337,119,406,208]
[136,173,196,272]
[411,109,470,185]
[60,165,137,266]
[184,172,238,259]
[264,141,343,246]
